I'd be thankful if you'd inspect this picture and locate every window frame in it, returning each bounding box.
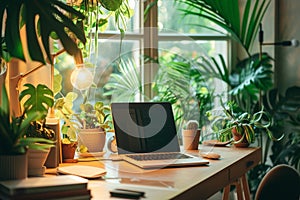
[98,0,233,100]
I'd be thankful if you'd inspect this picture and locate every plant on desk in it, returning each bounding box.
[54,90,112,160]
[211,101,284,147]
[0,85,54,180]
[182,120,201,150]
[77,101,112,153]
[19,84,56,177]
[54,92,79,161]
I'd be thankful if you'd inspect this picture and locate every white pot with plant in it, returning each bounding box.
[77,101,112,153]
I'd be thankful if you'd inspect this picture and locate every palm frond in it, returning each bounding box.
[177,0,270,55]
[104,58,142,101]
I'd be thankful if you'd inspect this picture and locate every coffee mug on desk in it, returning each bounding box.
[107,135,118,153]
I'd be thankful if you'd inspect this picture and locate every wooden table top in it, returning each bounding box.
[46,146,261,200]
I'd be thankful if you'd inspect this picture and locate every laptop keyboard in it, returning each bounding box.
[127,152,192,161]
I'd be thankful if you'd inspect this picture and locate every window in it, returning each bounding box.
[55,0,230,131]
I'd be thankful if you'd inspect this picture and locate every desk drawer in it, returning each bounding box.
[229,148,262,181]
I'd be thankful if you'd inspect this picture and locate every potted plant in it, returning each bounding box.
[77,101,112,153]
[26,121,55,176]
[19,83,56,176]
[0,85,54,181]
[182,120,201,150]
[212,101,284,147]
[54,92,79,162]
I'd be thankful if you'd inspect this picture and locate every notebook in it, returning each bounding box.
[111,102,209,169]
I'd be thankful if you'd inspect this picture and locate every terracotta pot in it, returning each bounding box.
[232,127,250,148]
[0,153,28,181]
[62,142,78,160]
[182,129,201,150]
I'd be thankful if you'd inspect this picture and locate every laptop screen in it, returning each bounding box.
[111,102,180,154]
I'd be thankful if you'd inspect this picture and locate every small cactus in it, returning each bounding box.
[185,120,199,130]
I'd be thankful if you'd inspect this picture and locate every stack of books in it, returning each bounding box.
[0,175,91,200]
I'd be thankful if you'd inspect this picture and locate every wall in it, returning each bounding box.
[276,0,300,93]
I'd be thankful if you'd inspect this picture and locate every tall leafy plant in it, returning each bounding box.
[177,0,270,55]
[0,0,86,64]
[66,0,132,58]
[104,57,142,101]
[263,86,300,170]
[103,54,213,130]
[152,54,213,129]
[177,0,273,113]
[177,0,284,195]
[196,53,273,112]
[0,85,54,155]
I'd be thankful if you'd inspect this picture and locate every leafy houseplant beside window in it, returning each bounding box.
[211,101,284,147]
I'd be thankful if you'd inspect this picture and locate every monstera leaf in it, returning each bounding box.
[0,0,86,64]
[19,84,54,119]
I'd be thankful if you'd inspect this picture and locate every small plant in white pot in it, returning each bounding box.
[77,101,112,153]
[182,120,201,150]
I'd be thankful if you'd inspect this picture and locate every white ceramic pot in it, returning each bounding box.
[27,148,50,177]
[78,129,106,152]
[0,153,28,181]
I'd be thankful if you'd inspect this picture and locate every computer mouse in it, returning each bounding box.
[200,152,221,160]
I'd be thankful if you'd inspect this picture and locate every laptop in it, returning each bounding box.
[111,102,209,169]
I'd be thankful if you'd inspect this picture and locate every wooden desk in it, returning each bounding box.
[46,146,261,200]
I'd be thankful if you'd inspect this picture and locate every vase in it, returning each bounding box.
[232,128,250,148]
[27,148,50,177]
[78,129,106,152]
[0,153,28,181]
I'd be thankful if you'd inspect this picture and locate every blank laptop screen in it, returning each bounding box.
[111,102,180,154]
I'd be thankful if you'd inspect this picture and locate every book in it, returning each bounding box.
[0,188,91,200]
[0,175,88,196]
[57,165,106,179]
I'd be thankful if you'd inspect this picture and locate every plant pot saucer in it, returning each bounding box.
[77,151,106,158]
[63,158,78,163]
[202,140,231,147]
[28,166,46,177]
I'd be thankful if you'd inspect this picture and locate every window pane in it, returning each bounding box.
[103,0,141,34]
[158,0,224,34]
[159,40,227,59]
[92,39,141,102]
[156,40,228,130]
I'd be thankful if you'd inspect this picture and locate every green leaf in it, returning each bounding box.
[177,0,271,55]
[19,84,54,119]
[1,0,86,64]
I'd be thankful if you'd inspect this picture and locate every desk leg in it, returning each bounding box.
[241,174,250,200]
[235,179,243,200]
[222,185,230,200]
[222,173,251,200]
